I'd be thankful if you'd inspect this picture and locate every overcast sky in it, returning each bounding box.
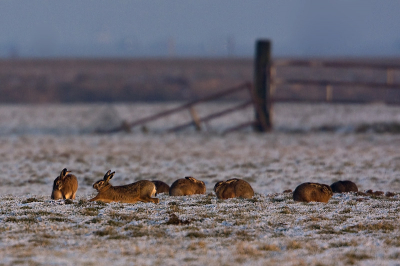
[0,0,399,57]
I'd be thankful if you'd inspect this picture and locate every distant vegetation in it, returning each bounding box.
[1,58,399,104]
[0,58,252,103]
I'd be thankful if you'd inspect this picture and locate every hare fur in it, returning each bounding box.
[214,178,254,199]
[151,180,170,195]
[90,170,159,204]
[51,189,63,200]
[169,177,206,196]
[330,180,358,193]
[51,168,78,200]
[293,182,333,203]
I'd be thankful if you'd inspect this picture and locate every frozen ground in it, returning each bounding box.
[0,103,400,265]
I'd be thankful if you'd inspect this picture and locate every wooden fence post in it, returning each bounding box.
[253,39,272,132]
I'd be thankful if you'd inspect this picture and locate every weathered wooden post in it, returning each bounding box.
[253,39,272,132]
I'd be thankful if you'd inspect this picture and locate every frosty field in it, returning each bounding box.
[0,103,400,266]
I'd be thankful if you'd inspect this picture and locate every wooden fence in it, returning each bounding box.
[252,40,400,131]
[270,58,400,104]
[97,82,270,134]
[99,40,400,134]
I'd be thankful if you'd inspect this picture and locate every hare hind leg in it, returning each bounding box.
[150,186,157,197]
[89,197,115,203]
[150,197,159,203]
[138,184,158,203]
[150,186,159,203]
[140,196,159,204]
[89,195,114,203]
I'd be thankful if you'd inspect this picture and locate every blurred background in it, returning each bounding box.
[0,0,399,198]
[0,0,400,104]
[0,0,400,58]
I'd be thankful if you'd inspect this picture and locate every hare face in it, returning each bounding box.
[193,179,206,194]
[93,180,108,191]
[213,181,224,193]
[55,179,63,190]
[93,170,114,191]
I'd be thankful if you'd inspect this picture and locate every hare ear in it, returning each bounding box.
[107,172,115,181]
[103,170,111,180]
[185,176,196,182]
[104,170,115,182]
[60,168,70,178]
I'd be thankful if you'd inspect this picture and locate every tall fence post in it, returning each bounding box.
[253,39,272,132]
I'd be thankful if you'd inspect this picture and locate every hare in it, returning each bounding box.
[51,168,78,200]
[214,178,254,199]
[151,180,170,195]
[293,182,333,203]
[330,180,358,193]
[89,170,159,204]
[169,176,206,196]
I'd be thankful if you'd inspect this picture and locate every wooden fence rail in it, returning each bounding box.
[96,82,267,134]
[270,58,400,104]
[273,59,400,69]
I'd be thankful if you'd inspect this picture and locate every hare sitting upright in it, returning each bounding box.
[169,177,206,196]
[214,178,254,199]
[293,182,333,203]
[89,170,159,204]
[51,168,78,200]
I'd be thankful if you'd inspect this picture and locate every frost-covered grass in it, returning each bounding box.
[1,192,400,266]
[0,103,399,265]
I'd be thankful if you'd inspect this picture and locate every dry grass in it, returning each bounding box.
[0,103,400,265]
[3,190,395,264]
[0,192,399,265]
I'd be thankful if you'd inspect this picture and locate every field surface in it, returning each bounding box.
[0,103,400,266]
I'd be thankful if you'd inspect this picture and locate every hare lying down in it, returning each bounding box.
[214,178,254,199]
[169,177,206,196]
[90,170,159,204]
[51,168,78,200]
[330,180,358,193]
[293,182,333,203]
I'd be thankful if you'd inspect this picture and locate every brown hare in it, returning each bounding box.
[151,180,170,195]
[330,180,358,193]
[214,178,254,199]
[169,176,206,196]
[293,182,333,203]
[51,168,78,200]
[89,170,159,204]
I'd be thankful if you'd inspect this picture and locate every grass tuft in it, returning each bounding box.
[186,232,206,238]
[165,213,191,225]
[22,198,42,204]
